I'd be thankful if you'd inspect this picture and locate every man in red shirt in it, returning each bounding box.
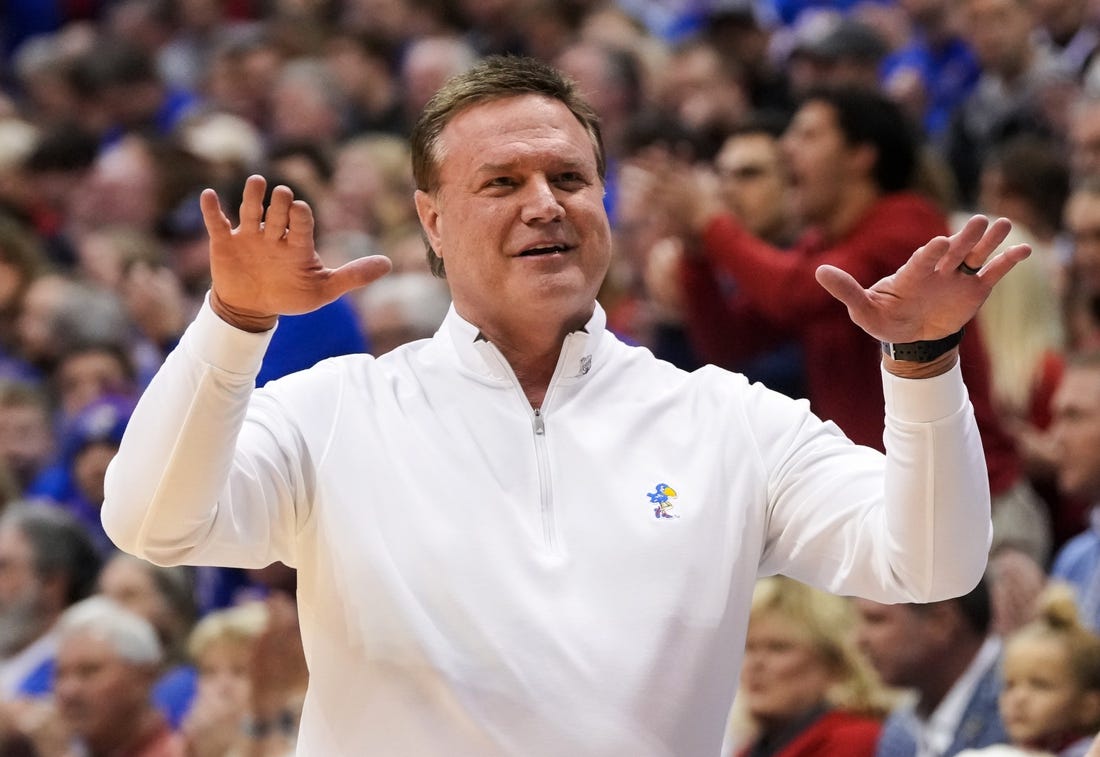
[640,86,1049,565]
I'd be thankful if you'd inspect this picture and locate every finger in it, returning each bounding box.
[285,199,316,249]
[815,263,868,311]
[199,189,231,240]
[239,174,268,230]
[937,214,990,273]
[265,185,294,241]
[953,215,1013,271]
[965,242,1032,288]
[322,255,394,300]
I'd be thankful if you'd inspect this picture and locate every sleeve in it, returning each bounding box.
[101,297,307,569]
[678,255,797,367]
[698,212,932,328]
[753,360,991,603]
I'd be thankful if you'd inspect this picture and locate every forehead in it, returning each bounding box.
[58,632,118,665]
[437,94,596,174]
[1055,364,1100,405]
[789,100,840,134]
[719,133,780,165]
[1067,191,1100,222]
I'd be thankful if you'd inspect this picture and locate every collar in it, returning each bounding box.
[438,303,606,387]
[912,636,1002,757]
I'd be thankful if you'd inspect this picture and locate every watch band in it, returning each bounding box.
[881,328,963,362]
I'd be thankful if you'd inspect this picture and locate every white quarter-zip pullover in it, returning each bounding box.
[103,298,991,756]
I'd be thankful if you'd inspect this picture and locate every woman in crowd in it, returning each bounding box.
[730,576,894,757]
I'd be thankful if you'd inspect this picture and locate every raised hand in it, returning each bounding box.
[814,215,1031,344]
[200,175,393,331]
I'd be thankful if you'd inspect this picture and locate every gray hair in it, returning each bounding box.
[58,596,163,666]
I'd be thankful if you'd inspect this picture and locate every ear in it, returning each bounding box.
[1079,688,1100,730]
[40,571,69,615]
[414,189,443,259]
[849,142,878,183]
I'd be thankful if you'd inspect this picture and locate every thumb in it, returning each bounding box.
[323,255,394,299]
[815,264,867,310]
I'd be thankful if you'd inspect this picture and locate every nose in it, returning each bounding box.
[520,176,564,224]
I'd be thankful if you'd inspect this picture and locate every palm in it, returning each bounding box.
[201,175,391,323]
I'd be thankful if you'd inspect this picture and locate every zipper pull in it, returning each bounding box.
[533,409,545,435]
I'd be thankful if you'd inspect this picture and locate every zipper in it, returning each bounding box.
[531,407,554,548]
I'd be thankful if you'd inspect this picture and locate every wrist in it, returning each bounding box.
[210,290,278,333]
[881,328,963,379]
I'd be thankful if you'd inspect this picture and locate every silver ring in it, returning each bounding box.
[957,261,982,276]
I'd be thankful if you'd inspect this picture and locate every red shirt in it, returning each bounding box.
[735,709,882,757]
[681,192,1020,495]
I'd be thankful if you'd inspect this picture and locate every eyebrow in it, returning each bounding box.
[474,158,590,174]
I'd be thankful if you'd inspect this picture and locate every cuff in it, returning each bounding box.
[184,292,277,376]
[881,359,968,424]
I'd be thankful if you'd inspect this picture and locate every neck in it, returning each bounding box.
[88,708,163,757]
[822,183,881,242]
[915,636,986,718]
[480,319,578,408]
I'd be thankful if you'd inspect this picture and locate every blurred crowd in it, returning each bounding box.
[2,0,1100,754]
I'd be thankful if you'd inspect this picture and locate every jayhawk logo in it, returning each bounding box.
[647,483,679,519]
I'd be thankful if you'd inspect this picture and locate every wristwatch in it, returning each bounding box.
[881,328,963,362]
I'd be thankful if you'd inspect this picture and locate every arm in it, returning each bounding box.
[101,176,391,566]
[752,359,991,602]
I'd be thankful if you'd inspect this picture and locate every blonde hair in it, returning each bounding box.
[186,601,269,662]
[749,577,895,719]
[974,227,1065,416]
[1007,583,1100,729]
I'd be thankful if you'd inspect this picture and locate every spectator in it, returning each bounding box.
[53,596,186,756]
[1050,351,1100,631]
[97,553,198,729]
[0,503,101,700]
[1068,92,1100,182]
[958,584,1100,757]
[945,0,1064,206]
[180,601,268,757]
[640,85,1047,562]
[855,579,1008,757]
[730,576,892,757]
[1063,178,1100,351]
[0,381,54,494]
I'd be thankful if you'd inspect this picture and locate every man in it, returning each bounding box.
[854,580,1008,756]
[1049,352,1100,631]
[643,86,1046,563]
[103,56,1027,754]
[53,596,184,756]
[0,504,100,700]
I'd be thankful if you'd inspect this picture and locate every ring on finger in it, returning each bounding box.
[957,261,982,276]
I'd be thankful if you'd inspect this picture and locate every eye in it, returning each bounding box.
[554,172,589,190]
[485,176,516,189]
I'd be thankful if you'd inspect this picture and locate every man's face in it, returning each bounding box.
[54,632,152,746]
[963,0,1034,75]
[415,94,611,337]
[853,599,930,688]
[1064,190,1100,295]
[1051,364,1100,501]
[781,100,860,227]
[0,524,47,656]
[1069,102,1100,181]
[716,133,791,242]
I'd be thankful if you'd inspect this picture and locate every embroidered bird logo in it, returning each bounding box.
[647,483,679,519]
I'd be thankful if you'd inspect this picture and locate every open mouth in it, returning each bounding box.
[518,244,570,257]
